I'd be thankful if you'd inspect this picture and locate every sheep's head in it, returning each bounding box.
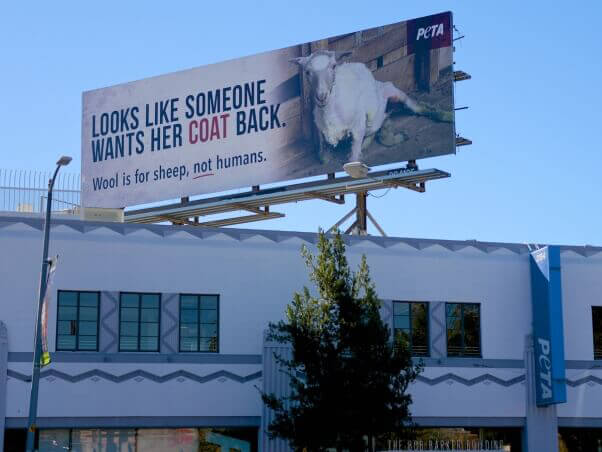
[290,50,352,108]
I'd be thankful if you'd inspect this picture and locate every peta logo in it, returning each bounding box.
[538,338,553,399]
[416,23,445,40]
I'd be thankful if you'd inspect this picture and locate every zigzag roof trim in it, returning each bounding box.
[0,214,600,257]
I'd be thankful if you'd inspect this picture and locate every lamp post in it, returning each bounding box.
[25,156,72,452]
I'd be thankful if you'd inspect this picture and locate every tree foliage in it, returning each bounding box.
[262,231,421,451]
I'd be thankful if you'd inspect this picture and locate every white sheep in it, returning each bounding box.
[291,50,435,162]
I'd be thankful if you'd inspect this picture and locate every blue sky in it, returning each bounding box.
[1,1,600,245]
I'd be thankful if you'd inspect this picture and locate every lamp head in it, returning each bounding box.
[343,161,370,179]
[57,156,72,166]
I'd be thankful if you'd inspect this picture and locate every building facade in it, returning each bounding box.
[0,214,601,451]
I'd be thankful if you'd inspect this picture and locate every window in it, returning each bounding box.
[56,291,99,351]
[593,307,602,360]
[179,294,219,352]
[393,301,429,356]
[446,302,481,357]
[119,293,160,352]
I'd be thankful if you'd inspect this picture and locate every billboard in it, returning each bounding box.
[529,246,567,406]
[82,12,455,208]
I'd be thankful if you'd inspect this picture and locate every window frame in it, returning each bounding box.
[445,302,482,358]
[118,292,161,353]
[55,290,101,352]
[178,293,220,353]
[392,300,430,357]
[593,306,602,360]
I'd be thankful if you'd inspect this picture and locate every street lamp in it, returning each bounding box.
[25,156,72,452]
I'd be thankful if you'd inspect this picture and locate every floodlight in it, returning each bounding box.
[343,161,370,179]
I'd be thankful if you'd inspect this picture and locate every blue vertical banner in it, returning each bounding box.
[530,246,567,406]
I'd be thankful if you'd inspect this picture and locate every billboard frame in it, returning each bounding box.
[123,164,451,233]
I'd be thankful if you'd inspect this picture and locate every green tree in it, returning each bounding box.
[262,231,421,451]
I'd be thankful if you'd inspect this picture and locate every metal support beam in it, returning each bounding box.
[125,168,450,228]
[453,70,471,81]
[311,192,345,205]
[356,192,367,235]
[366,210,387,237]
[197,212,285,228]
[456,136,472,147]
[329,207,357,233]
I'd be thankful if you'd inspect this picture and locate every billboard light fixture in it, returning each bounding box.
[343,162,370,179]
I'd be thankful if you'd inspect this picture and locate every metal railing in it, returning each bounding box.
[0,169,81,214]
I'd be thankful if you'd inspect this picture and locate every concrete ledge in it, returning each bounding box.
[413,417,525,427]
[5,416,261,429]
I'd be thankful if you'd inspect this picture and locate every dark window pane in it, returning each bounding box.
[446,303,481,356]
[79,306,98,321]
[464,303,479,316]
[200,310,217,323]
[200,337,218,352]
[57,335,76,350]
[120,322,138,337]
[58,292,77,306]
[412,312,428,347]
[180,337,197,352]
[120,336,138,351]
[412,304,428,336]
[200,324,217,338]
[394,302,409,316]
[57,291,101,351]
[57,320,72,335]
[140,308,159,322]
[446,303,460,318]
[78,336,97,350]
[79,292,98,307]
[78,321,97,335]
[446,315,459,330]
[58,306,77,321]
[121,294,139,308]
[181,296,198,310]
[140,337,158,351]
[140,323,159,337]
[121,307,138,322]
[394,329,410,348]
[593,308,602,359]
[179,294,219,352]
[180,309,198,323]
[464,306,481,350]
[180,323,199,338]
[394,316,410,329]
[447,318,462,347]
[200,296,218,310]
[141,294,159,308]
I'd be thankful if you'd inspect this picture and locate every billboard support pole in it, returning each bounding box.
[356,192,367,235]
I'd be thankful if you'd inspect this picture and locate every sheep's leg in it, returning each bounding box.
[349,126,366,161]
[383,82,423,114]
[383,81,453,123]
[317,132,328,163]
[362,133,375,151]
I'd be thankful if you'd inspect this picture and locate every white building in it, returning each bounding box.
[1,213,601,451]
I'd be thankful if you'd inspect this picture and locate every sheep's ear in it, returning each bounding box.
[335,51,353,63]
[289,56,308,67]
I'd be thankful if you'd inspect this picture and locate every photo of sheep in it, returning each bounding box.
[275,12,455,180]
